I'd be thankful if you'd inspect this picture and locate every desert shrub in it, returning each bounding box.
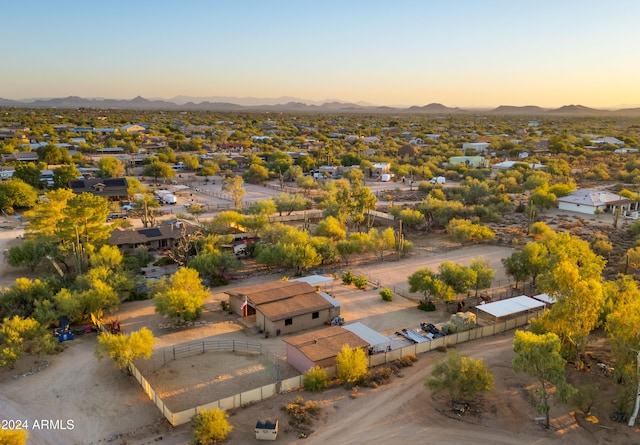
[354,275,368,290]
[630,220,640,237]
[396,354,417,368]
[303,366,329,392]
[418,300,436,311]
[342,270,355,285]
[191,408,233,445]
[362,367,394,387]
[379,288,393,301]
[284,396,321,433]
[572,383,598,415]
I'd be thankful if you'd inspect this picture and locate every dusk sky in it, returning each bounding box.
[3,0,640,108]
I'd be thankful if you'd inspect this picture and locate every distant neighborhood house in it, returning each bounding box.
[108,220,199,252]
[557,189,634,215]
[68,178,129,201]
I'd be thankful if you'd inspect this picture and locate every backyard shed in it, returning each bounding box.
[284,326,370,373]
[475,295,545,322]
[532,293,556,306]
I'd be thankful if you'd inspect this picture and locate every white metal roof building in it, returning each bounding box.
[343,322,392,353]
[476,295,545,322]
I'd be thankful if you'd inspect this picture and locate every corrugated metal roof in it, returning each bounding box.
[343,322,390,348]
[477,295,544,318]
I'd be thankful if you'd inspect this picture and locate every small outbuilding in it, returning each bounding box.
[284,326,369,373]
[475,295,545,323]
[342,322,392,354]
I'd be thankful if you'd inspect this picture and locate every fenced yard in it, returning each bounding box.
[130,310,542,426]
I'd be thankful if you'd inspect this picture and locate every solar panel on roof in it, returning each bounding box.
[139,228,162,238]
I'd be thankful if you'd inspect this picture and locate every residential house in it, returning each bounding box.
[449,156,489,168]
[108,220,199,252]
[557,189,633,215]
[371,162,391,177]
[2,151,39,163]
[462,142,491,153]
[119,124,146,133]
[68,177,129,201]
[225,281,341,337]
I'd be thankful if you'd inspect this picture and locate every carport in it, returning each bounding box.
[475,295,545,322]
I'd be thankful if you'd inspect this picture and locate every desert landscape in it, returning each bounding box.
[1,213,639,445]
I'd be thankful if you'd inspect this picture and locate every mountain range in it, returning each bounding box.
[1,96,640,116]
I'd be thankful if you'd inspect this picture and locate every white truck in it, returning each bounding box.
[381,173,392,182]
[430,176,446,184]
[163,193,177,205]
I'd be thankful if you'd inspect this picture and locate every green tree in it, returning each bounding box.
[605,277,640,419]
[512,330,575,428]
[180,153,200,171]
[0,277,51,320]
[187,250,240,286]
[52,163,80,189]
[13,162,43,188]
[408,268,455,303]
[222,175,246,209]
[0,178,38,213]
[153,267,209,322]
[37,143,69,164]
[445,218,495,243]
[314,216,346,240]
[243,163,270,184]
[191,408,233,445]
[303,365,329,392]
[246,199,277,216]
[24,188,74,238]
[0,315,57,368]
[425,350,494,405]
[272,192,310,216]
[438,261,477,295]
[143,160,175,183]
[396,208,426,229]
[198,160,220,177]
[367,227,396,260]
[469,257,495,297]
[280,243,322,274]
[98,157,125,178]
[336,344,368,387]
[95,327,155,371]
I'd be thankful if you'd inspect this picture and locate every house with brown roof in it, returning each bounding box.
[225,281,341,336]
[68,178,129,201]
[108,220,199,252]
[283,326,369,373]
[2,151,39,163]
